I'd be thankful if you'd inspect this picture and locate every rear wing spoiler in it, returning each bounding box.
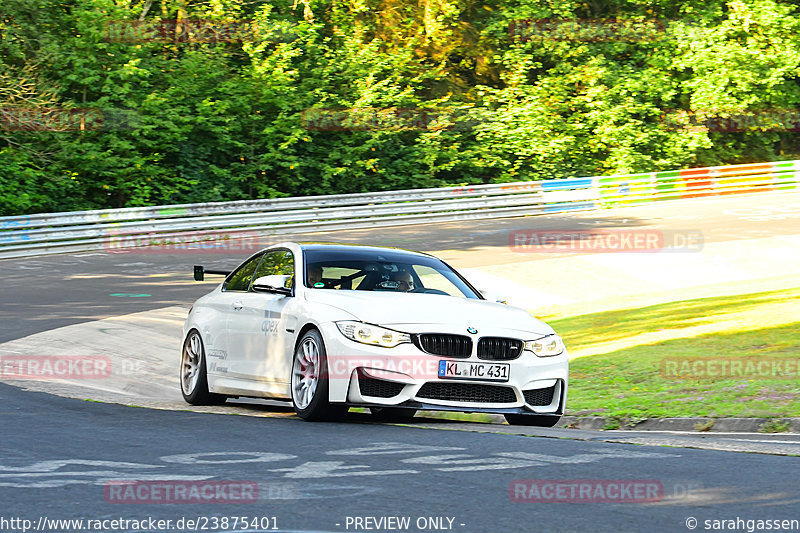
[194,265,231,281]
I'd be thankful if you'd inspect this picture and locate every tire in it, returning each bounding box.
[291,329,347,421]
[370,407,417,422]
[504,413,561,427]
[180,330,227,405]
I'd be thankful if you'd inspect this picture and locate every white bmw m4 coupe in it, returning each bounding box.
[181,242,568,426]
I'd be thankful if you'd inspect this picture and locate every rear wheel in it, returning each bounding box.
[370,407,417,422]
[180,330,227,405]
[291,329,346,421]
[504,414,561,427]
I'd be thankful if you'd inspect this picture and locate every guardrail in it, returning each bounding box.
[1,160,798,258]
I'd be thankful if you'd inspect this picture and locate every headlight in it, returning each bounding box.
[336,321,411,348]
[524,334,564,357]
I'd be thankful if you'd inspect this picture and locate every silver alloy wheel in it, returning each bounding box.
[181,331,202,395]
[292,336,321,410]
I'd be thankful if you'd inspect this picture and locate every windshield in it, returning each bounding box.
[303,248,480,299]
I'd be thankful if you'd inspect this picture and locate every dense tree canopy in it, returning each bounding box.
[1,0,799,214]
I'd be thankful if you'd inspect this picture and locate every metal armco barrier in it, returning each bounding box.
[1,160,798,258]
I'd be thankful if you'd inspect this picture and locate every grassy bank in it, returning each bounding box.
[549,287,800,420]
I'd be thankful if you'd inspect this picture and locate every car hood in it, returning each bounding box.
[305,290,554,336]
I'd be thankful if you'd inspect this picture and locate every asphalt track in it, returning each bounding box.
[2,191,800,533]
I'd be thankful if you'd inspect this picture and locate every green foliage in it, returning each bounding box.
[2,0,800,214]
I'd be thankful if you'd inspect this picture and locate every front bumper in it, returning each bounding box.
[319,322,569,415]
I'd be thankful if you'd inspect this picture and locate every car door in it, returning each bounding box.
[230,249,297,388]
[216,252,265,381]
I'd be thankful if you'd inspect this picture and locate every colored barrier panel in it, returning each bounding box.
[597,173,654,207]
[541,178,596,212]
[652,170,683,201]
[679,167,715,199]
[716,163,773,195]
[771,161,800,191]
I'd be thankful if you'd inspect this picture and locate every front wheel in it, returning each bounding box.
[180,330,227,405]
[504,413,561,427]
[291,329,346,421]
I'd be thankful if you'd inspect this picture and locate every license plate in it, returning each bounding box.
[438,360,510,382]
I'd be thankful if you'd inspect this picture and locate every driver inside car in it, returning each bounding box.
[390,270,414,292]
[308,265,324,287]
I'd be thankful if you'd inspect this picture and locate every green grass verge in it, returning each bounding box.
[549,287,800,420]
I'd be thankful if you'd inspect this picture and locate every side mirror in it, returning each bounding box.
[252,275,293,296]
[193,265,231,281]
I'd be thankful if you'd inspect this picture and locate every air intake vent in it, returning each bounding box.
[415,334,472,358]
[358,373,405,398]
[523,384,557,406]
[417,382,516,403]
[477,337,523,361]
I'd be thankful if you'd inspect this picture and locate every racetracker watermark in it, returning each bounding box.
[104,231,261,254]
[0,355,112,380]
[662,109,800,132]
[301,107,482,132]
[311,355,442,381]
[510,479,663,503]
[0,106,140,132]
[0,516,278,532]
[509,18,665,43]
[509,229,704,253]
[104,19,296,44]
[104,481,258,504]
[661,358,800,380]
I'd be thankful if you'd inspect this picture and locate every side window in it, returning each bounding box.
[306,265,361,289]
[223,254,264,292]
[252,250,295,289]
